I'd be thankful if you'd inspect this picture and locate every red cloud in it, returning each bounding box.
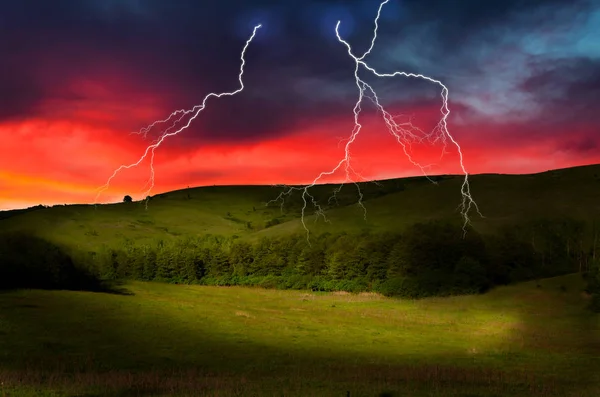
[2,98,599,210]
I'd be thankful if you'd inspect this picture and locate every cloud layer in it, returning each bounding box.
[1,0,598,208]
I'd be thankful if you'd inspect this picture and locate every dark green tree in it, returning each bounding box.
[142,247,157,281]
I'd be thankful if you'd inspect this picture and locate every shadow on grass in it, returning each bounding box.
[0,281,134,298]
[498,276,600,390]
[0,278,598,396]
[95,280,135,296]
[0,232,132,296]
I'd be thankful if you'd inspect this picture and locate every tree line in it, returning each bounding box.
[2,218,598,309]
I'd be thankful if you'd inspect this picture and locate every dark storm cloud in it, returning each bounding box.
[0,69,44,121]
[561,137,600,154]
[0,0,598,143]
[370,0,599,124]
[519,57,600,126]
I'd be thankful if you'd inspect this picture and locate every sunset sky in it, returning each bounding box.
[1,0,599,210]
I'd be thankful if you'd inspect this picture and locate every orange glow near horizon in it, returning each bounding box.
[2,109,599,211]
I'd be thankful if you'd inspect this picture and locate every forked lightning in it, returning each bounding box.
[268,0,482,244]
[95,24,262,207]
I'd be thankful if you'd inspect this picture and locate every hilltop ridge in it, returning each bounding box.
[1,163,600,251]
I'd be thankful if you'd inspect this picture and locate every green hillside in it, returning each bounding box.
[2,163,600,252]
[1,166,599,396]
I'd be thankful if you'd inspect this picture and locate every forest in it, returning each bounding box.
[1,217,599,311]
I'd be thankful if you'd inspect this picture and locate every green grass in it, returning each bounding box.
[2,164,600,252]
[0,273,598,396]
[2,164,600,395]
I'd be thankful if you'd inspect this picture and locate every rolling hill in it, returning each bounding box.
[2,164,600,252]
[1,165,599,396]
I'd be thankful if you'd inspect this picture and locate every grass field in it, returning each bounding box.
[0,273,598,396]
[1,165,600,395]
[2,164,600,252]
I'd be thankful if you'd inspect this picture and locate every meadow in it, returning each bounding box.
[0,274,598,396]
[1,165,600,396]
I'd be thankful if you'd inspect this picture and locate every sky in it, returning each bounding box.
[1,0,599,210]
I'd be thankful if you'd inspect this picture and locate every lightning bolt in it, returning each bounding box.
[268,0,482,244]
[94,24,262,206]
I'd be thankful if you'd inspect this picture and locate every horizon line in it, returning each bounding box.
[1,162,598,212]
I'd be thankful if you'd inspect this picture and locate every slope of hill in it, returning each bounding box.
[2,164,600,251]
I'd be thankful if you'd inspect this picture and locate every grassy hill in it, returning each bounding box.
[0,273,597,396]
[1,166,599,396]
[2,163,600,252]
